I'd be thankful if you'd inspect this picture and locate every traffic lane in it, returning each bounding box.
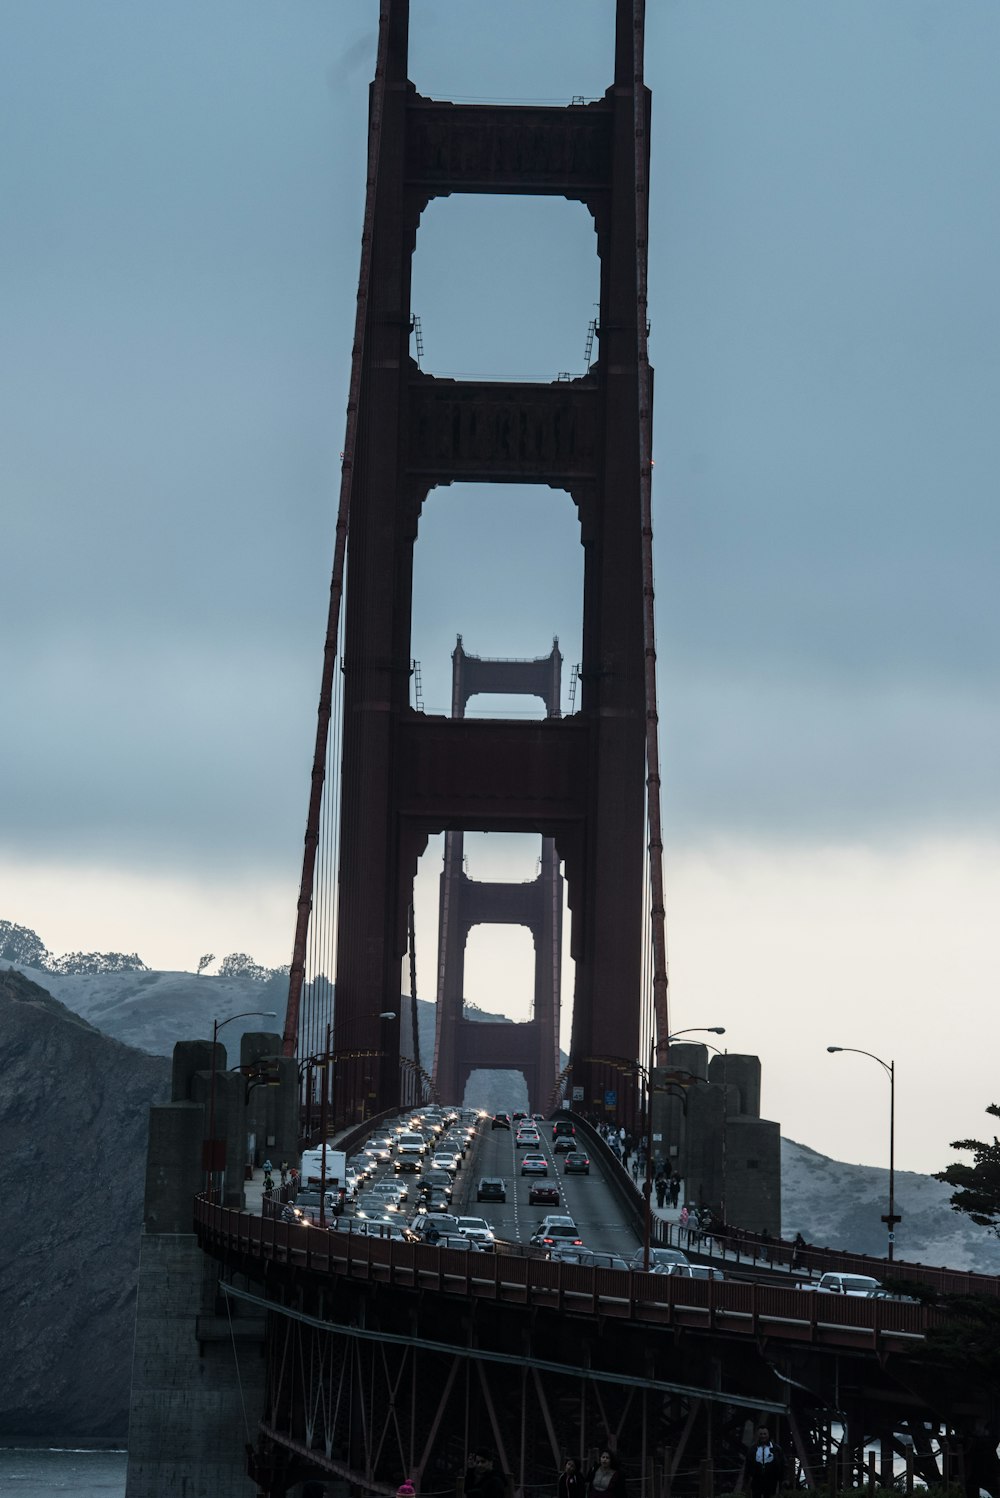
[468,1122,641,1258]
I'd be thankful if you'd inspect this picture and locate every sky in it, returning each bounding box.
[3,0,999,1176]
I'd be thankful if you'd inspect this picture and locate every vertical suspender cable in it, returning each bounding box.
[282,2,393,1058]
[632,0,671,1062]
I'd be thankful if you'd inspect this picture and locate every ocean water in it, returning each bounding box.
[0,1448,127,1495]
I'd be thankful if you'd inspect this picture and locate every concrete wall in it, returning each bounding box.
[125,1234,264,1498]
[724,1117,782,1236]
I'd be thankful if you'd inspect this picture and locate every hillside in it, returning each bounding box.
[0,968,170,1440]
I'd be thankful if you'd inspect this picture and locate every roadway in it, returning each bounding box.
[454,1120,641,1257]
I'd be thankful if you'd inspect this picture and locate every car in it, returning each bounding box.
[295,1188,339,1212]
[333,1219,416,1241]
[455,1217,496,1250]
[563,1152,590,1175]
[410,1212,461,1242]
[531,1113,545,1123]
[553,1136,576,1154]
[630,1246,690,1270]
[353,1203,397,1224]
[477,1177,507,1203]
[491,1113,511,1130]
[552,1119,575,1140]
[394,1151,423,1175]
[652,1261,725,1281]
[528,1182,560,1207]
[516,1134,541,1149]
[369,1181,408,1205]
[805,1272,884,1297]
[521,1153,549,1176]
[530,1224,584,1248]
[512,1111,528,1122]
[418,1169,454,1202]
[431,1153,461,1176]
[549,1247,631,1270]
[434,1234,485,1252]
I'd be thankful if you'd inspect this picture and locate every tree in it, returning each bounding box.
[47,951,148,975]
[0,920,50,969]
[196,953,215,976]
[218,952,268,983]
[934,1103,1000,1234]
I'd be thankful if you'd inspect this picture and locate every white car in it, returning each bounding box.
[455,1216,496,1251]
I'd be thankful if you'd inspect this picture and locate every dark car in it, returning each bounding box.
[418,1169,454,1202]
[552,1119,575,1140]
[553,1136,576,1154]
[394,1153,423,1175]
[477,1177,507,1203]
[491,1113,512,1131]
[630,1246,690,1270]
[549,1247,631,1270]
[563,1152,590,1175]
[512,1110,528,1122]
[528,1182,560,1207]
[410,1212,461,1242]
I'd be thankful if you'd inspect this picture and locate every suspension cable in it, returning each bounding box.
[282,1,393,1057]
[632,0,671,1062]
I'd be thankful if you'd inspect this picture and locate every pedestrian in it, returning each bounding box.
[654,1173,667,1210]
[558,1457,585,1498]
[631,1158,640,1185]
[586,1450,625,1498]
[397,1482,417,1498]
[678,1203,689,1232]
[263,1170,274,1199]
[669,1174,681,1208]
[279,1161,289,1187]
[468,1450,504,1498]
[745,1427,785,1498]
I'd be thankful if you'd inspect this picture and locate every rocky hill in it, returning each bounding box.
[0,968,170,1441]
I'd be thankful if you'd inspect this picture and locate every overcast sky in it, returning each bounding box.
[3,1,999,1178]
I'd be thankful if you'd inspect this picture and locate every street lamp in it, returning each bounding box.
[827,1045,899,1261]
[205,1010,278,1198]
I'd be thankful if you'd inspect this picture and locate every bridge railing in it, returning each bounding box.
[194,1194,947,1349]
[562,1111,1000,1299]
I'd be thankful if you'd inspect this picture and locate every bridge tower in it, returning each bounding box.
[331,0,651,1125]
[433,637,564,1111]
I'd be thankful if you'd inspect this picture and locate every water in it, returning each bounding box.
[0,1448,126,1495]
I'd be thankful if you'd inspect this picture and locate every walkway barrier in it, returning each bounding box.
[195,1195,945,1352]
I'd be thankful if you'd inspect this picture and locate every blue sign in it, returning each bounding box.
[604,1090,617,1107]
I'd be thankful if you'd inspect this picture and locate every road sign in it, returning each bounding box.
[572,1086,584,1101]
[604,1090,617,1107]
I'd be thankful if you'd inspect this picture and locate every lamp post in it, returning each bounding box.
[827,1045,898,1261]
[205,1010,277,1199]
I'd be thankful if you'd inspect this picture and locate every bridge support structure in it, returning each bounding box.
[328,0,651,1125]
[432,637,564,1112]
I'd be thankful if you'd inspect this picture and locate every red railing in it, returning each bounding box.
[195,1197,946,1351]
